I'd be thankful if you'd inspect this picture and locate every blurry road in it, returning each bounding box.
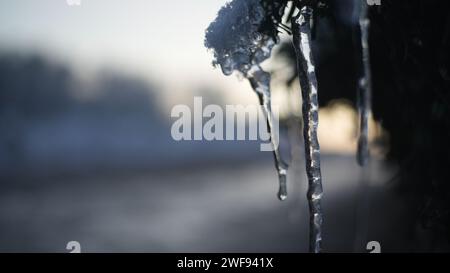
[0,154,413,252]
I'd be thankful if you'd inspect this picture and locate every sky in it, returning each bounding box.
[0,0,256,103]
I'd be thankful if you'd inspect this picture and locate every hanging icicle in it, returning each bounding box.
[291,5,324,253]
[205,0,331,252]
[248,66,288,200]
[204,0,290,201]
[357,0,372,166]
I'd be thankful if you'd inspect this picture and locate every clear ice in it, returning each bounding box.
[357,1,372,166]
[292,6,324,253]
[249,66,288,201]
[205,0,329,253]
[205,0,289,201]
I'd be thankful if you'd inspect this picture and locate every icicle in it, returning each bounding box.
[292,6,324,253]
[248,66,288,201]
[204,0,289,201]
[357,1,372,166]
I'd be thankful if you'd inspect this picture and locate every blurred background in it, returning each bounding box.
[0,0,445,252]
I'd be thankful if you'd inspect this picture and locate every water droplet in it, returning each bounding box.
[277,168,287,201]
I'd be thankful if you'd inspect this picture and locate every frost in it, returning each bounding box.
[204,0,279,76]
